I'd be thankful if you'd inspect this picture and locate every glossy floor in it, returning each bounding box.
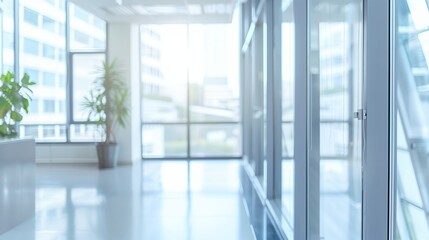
[0,161,256,240]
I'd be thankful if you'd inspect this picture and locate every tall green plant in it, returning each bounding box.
[0,72,34,138]
[82,59,129,144]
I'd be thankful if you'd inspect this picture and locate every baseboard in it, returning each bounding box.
[36,158,97,164]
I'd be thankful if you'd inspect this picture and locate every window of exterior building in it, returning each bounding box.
[73,5,90,22]
[43,100,56,113]
[3,32,14,49]
[42,16,56,32]
[73,30,89,44]
[42,44,56,59]
[23,38,39,55]
[43,72,56,87]
[23,7,39,26]
[30,99,39,113]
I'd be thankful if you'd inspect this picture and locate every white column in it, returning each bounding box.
[107,23,141,164]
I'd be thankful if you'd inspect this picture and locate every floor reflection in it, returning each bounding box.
[0,161,254,240]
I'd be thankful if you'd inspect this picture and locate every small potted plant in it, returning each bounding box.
[0,72,34,139]
[82,59,129,169]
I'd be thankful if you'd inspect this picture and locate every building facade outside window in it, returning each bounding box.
[0,0,107,142]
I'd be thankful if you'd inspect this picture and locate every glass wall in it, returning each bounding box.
[141,25,189,158]
[281,0,295,226]
[241,0,254,170]
[394,0,429,238]
[19,0,67,142]
[188,24,241,158]
[240,0,429,238]
[251,7,264,184]
[141,24,240,158]
[308,0,363,239]
[2,0,14,73]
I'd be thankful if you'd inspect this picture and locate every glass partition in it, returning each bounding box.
[308,0,364,238]
[394,0,429,238]
[281,0,295,226]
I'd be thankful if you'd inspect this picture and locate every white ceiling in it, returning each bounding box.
[69,0,238,24]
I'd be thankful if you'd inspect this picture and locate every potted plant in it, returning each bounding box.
[82,59,129,169]
[0,71,34,139]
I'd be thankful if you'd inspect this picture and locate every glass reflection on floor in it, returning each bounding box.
[0,161,255,240]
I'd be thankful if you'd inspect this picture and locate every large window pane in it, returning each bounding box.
[141,24,240,158]
[190,124,241,157]
[69,3,106,50]
[3,0,14,73]
[281,0,295,226]
[188,25,239,122]
[5,0,107,143]
[308,0,363,238]
[19,0,67,142]
[142,124,188,158]
[71,53,105,122]
[141,25,188,123]
[394,0,429,238]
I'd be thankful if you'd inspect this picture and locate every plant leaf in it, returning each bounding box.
[10,111,23,122]
[0,125,7,135]
[22,98,29,113]
[0,96,12,118]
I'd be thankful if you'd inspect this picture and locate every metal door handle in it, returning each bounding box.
[353,109,367,120]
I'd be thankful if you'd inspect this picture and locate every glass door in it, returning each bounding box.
[308,0,364,239]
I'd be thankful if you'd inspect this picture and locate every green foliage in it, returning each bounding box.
[0,71,35,139]
[81,59,129,144]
